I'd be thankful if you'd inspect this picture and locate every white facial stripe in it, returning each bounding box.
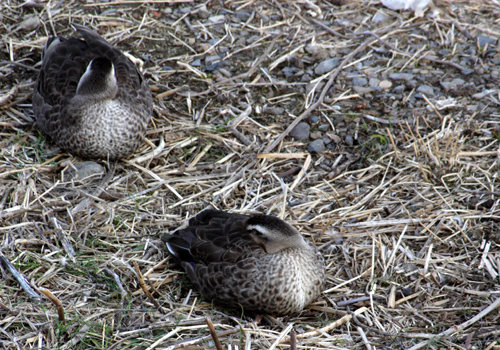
[247,224,272,235]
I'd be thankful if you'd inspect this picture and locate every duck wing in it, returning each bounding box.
[162,209,261,265]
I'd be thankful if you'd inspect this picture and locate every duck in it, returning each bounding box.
[32,24,153,160]
[162,209,326,316]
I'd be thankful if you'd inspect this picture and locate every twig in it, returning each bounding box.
[133,261,162,311]
[39,288,65,322]
[205,317,223,350]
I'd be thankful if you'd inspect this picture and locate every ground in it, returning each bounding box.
[1,0,500,349]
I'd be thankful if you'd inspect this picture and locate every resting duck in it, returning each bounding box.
[32,24,153,160]
[162,209,325,316]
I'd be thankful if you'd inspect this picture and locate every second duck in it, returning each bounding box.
[162,209,326,316]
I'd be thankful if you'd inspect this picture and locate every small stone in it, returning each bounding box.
[476,34,496,49]
[290,122,310,141]
[65,161,105,181]
[472,89,496,99]
[417,85,435,96]
[352,86,373,94]
[440,81,456,92]
[308,139,325,153]
[369,78,381,87]
[263,106,284,115]
[389,73,414,81]
[451,78,465,86]
[326,132,341,144]
[191,59,202,66]
[318,124,329,132]
[393,85,405,94]
[16,15,40,31]
[205,55,221,65]
[407,80,418,89]
[197,5,210,19]
[235,11,252,21]
[379,80,392,89]
[372,9,391,22]
[461,68,474,75]
[282,67,298,78]
[352,77,368,86]
[439,49,451,56]
[308,115,320,124]
[310,131,322,139]
[345,135,354,146]
[314,58,339,75]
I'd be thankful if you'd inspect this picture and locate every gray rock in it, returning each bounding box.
[352,77,368,86]
[290,122,310,141]
[353,86,374,94]
[191,59,202,66]
[65,161,105,181]
[369,78,381,87]
[308,115,320,124]
[451,78,465,86]
[310,131,322,139]
[345,135,354,146]
[389,73,414,81]
[205,55,221,65]
[476,34,496,49]
[393,85,405,94]
[472,89,496,99]
[314,58,339,75]
[461,68,474,75]
[372,9,391,22]
[318,124,329,132]
[417,85,435,96]
[264,106,284,115]
[235,11,252,21]
[197,5,210,19]
[440,81,456,92]
[308,139,325,153]
[282,67,298,78]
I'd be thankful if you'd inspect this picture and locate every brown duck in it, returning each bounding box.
[32,24,153,160]
[162,209,326,315]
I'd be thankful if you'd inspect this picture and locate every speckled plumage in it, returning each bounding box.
[32,24,153,160]
[162,210,326,315]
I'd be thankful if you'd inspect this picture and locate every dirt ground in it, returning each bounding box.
[1,0,500,349]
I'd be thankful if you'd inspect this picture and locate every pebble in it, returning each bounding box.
[369,78,381,86]
[352,77,368,86]
[290,122,310,141]
[476,34,496,49]
[235,11,252,21]
[472,90,496,99]
[310,131,322,139]
[417,85,435,96]
[379,80,392,89]
[263,106,284,115]
[308,115,320,124]
[308,139,325,153]
[345,135,354,146]
[314,58,339,75]
[393,85,405,94]
[389,73,414,81]
[65,161,105,180]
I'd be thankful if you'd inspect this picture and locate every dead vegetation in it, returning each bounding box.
[1,0,500,349]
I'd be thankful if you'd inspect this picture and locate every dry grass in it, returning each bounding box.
[1,0,500,349]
